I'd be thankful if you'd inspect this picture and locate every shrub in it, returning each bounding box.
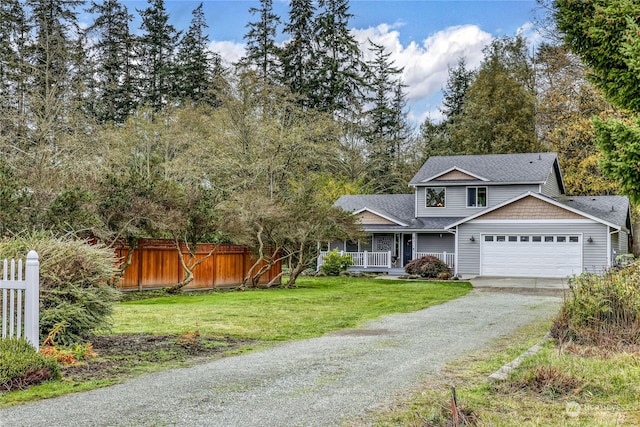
[0,233,120,345]
[404,256,450,278]
[0,338,60,392]
[320,249,353,276]
[551,262,640,347]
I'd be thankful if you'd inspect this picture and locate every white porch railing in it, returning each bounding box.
[318,251,392,269]
[318,251,456,270]
[416,252,455,269]
[1,251,40,350]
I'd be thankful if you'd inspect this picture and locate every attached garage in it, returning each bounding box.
[480,234,582,278]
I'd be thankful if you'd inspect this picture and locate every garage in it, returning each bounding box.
[480,234,582,278]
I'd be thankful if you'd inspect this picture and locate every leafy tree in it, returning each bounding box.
[535,43,618,195]
[87,0,136,123]
[241,0,281,82]
[174,3,224,106]
[553,0,640,201]
[136,0,180,111]
[451,36,538,154]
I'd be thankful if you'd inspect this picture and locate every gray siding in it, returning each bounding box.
[541,169,562,197]
[417,233,455,253]
[415,184,540,217]
[456,222,609,276]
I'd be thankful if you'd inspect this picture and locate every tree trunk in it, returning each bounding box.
[108,238,138,287]
[166,239,219,293]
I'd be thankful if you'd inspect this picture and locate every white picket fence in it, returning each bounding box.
[415,252,455,269]
[0,251,39,350]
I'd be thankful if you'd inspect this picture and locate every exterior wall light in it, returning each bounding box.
[587,236,593,243]
[469,236,475,242]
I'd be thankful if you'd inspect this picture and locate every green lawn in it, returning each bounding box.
[112,277,473,341]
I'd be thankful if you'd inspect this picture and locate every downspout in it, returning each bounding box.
[453,226,459,277]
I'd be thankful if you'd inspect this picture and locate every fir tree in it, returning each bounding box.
[281,0,316,99]
[174,3,223,106]
[242,0,281,82]
[136,0,180,111]
[87,0,136,123]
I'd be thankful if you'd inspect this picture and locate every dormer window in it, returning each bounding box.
[467,187,487,207]
[426,187,445,208]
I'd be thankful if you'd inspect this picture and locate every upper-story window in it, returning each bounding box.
[426,187,445,207]
[467,187,487,207]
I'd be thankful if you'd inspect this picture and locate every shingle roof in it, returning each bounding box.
[409,152,560,186]
[334,194,463,230]
[554,195,631,231]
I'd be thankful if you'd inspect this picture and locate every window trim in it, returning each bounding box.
[466,186,488,208]
[425,187,446,208]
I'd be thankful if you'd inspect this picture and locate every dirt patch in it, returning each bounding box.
[61,334,256,383]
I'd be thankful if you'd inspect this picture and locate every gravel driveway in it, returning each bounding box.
[0,289,560,427]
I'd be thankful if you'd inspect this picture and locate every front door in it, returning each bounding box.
[402,234,413,267]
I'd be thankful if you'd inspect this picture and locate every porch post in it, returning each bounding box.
[363,251,368,269]
[443,251,448,268]
[387,251,392,268]
[412,232,417,260]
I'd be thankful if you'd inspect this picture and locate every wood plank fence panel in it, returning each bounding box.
[114,240,281,290]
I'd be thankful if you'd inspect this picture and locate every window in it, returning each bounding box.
[496,235,506,242]
[545,236,554,242]
[508,236,518,242]
[484,236,494,242]
[520,236,529,242]
[569,236,579,243]
[557,236,566,242]
[532,236,542,242]
[426,187,445,207]
[467,187,487,207]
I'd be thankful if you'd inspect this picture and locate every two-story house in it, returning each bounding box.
[320,152,632,278]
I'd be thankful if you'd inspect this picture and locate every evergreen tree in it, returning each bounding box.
[441,57,474,124]
[242,0,281,82]
[26,0,88,142]
[312,0,367,117]
[363,41,405,192]
[0,0,29,141]
[136,0,180,111]
[174,3,223,106]
[281,0,316,99]
[87,0,136,123]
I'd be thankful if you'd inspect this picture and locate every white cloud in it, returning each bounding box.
[210,40,246,66]
[352,24,493,124]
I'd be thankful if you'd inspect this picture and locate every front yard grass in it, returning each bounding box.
[1,276,471,406]
[354,319,640,426]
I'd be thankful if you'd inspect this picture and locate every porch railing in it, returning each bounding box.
[318,251,455,270]
[318,251,392,269]
[416,252,455,269]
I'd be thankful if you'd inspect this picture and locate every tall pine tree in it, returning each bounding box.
[136,0,179,111]
[281,0,316,100]
[87,0,136,123]
[312,0,367,117]
[174,3,223,106]
[242,0,281,82]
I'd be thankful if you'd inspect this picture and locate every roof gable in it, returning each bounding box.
[353,208,407,226]
[425,167,488,182]
[446,192,622,230]
[410,152,561,187]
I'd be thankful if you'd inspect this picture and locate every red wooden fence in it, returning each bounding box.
[114,239,282,291]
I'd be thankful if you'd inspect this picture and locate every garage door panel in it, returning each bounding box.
[481,235,582,278]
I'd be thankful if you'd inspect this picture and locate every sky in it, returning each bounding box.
[120,0,545,124]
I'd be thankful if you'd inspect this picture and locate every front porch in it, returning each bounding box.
[317,250,455,273]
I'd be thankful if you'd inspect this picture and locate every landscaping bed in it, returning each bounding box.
[61,334,257,383]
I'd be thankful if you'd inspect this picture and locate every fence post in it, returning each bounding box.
[24,250,39,350]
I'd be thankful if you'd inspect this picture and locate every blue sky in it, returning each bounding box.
[119,0,542,124]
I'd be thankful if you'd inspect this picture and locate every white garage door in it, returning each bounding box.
[481,234,582,278]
